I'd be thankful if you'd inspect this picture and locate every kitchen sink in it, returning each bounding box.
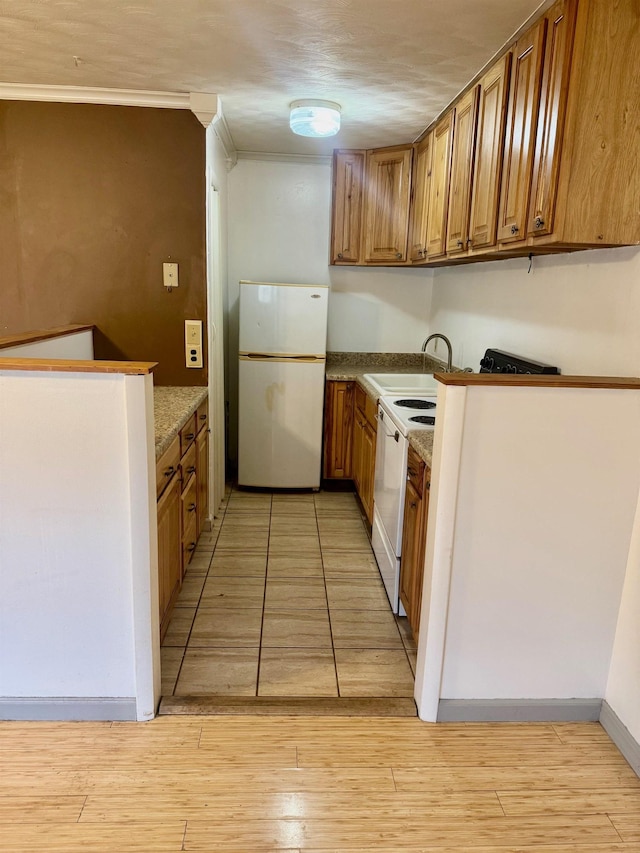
[363,373,440,397]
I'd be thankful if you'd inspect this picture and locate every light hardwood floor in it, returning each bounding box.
[0,715,639,850]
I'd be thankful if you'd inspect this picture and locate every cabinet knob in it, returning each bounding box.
[511,225,519,235]
[457,240,464,247]
[185,433,195,440]
[337,252,344,259]
[534,216,545,229]
[200,414,207,422]
[467,238,473,246]
[164,466,175,477]
[188,503,196,513]
[187,465,196,474]
[187,542,196,552]
[396,252,402,259]
[410,501,417,509]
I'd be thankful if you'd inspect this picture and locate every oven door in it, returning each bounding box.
[373,407,409,555]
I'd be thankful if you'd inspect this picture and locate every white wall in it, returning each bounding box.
[429,248,640,738]
[0,329,94,359]
[226,156,433,460]
[0,369,156,720]
[430,246,640,374]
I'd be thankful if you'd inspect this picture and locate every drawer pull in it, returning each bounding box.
[186,542,196,552]
[188,503,196,513]
[164,466,175,478]
[185,432,195,441]
[187,465,196,474]
[200,414,207,421]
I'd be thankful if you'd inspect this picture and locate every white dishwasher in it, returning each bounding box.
[372,395,437,613]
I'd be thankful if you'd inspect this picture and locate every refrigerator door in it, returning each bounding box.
[239,280,329,356]
[238,357,326,488]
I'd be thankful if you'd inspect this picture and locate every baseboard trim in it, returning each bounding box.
[600,700,640,777]
[437,698,602,722]
[0,698,137,721]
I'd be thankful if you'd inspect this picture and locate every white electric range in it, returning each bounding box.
[372,394,437,614]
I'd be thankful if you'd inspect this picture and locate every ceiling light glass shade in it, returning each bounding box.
[289,99,341,137]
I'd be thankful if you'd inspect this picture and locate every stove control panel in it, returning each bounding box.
[480,349,560,375]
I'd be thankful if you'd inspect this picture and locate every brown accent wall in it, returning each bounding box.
[0,101,206,386]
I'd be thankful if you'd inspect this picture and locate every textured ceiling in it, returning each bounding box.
[0,0,546,156]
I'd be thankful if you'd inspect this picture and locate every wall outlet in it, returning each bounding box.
[186,343,203,368]
[163,262,179,288]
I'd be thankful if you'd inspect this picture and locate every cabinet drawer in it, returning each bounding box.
[181,472,198,531]
[407,446,427,497]
[181,442,197,482]
[196,398,208,434]
[355,384,378,428]
[156,435,180,498]
[180,414,197,456]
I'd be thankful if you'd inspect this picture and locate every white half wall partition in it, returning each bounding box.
[0,358,159,721]
[0,324,95,359]
[415,374,640,724]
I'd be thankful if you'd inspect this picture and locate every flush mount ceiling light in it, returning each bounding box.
[289,99,341,137]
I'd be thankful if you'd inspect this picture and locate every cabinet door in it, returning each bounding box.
[363,146,413,263]
[157,473,181,635]
[323,381,354,479]
[468,53,512,250]
[196,427,209,537]
[351,410,364,494]
[360,419,376,525]
[497,19,547,243]
[446,86,480,254]
[426,112,454,258]
[400,478,421,630]
[409,135,432,262]
[527,0,577,237]
[331,150,365,263]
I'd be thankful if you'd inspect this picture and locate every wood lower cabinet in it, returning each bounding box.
[157,395,210,640]
[351,385,377,525]
[323,381,354,479]
[399,446,431,641]
[157,470,181,636]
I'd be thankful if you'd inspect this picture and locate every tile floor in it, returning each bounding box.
[161,488,417,699]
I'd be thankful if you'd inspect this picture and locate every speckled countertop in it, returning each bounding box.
[326,352,445,467]
[154,386,208,459]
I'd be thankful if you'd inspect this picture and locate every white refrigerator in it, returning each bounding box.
[238,280,329,489]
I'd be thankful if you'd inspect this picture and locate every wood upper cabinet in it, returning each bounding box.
[426,112,454,258]
[497,18,547,244]
[409,134,433,262]
[331,150,365,263]
[468,53,512,250]
[363,145,413,263]
[446,86,480,255]
[323,380,354,479]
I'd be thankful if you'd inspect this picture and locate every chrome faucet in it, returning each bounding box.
[421,333,453,372]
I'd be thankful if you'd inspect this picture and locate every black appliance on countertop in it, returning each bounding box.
[479,349,560,375]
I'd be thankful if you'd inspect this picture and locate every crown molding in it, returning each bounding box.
[0,82,190,109]
[237,150,332,166]
[189,93,238,171]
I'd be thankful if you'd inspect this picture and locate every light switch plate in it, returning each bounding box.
[185,320,202,346]
[163,262,179,288]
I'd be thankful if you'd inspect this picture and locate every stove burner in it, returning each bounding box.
[395,399,436,409]
[409,415,436,425]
